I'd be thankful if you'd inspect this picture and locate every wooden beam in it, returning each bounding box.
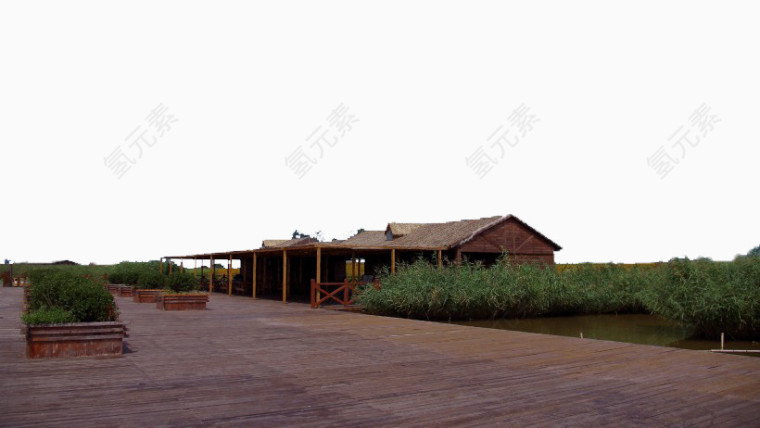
[209,257,215,293]
[252,253,257,300]
[282,251,288,303]
[228,255,232,296]
[391,249,396,275]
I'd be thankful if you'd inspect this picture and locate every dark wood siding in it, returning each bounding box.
[458,218,556,265]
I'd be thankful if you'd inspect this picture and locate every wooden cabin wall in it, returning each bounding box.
[458,218,555,263]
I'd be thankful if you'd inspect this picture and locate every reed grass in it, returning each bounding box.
[358,255,760,339]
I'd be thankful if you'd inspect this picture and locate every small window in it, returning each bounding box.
[386,230,393,241]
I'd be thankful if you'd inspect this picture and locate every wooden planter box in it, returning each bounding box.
[106,284,123,294]
[118,286,134,297]
[25,322,126,359]
[156,294,209,311]
[133,289,164,303]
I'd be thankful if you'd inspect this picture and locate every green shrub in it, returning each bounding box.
[28,271,118,323]
[136,270,165,289]
[166,271,199,293]
[748,245,760,258]
[108,261,162,285]
[22,308,76,325]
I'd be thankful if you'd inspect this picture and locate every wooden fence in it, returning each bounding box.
[310,278,379,308]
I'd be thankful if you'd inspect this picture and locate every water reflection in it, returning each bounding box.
[454,314,760,353]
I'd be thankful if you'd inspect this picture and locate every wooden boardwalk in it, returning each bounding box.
[1,287,759,427]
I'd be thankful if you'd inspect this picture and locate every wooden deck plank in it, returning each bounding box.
[1,287,759,427]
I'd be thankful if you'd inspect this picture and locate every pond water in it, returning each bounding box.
[454,314,760,354]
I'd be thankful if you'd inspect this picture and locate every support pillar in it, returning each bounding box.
[252,253,257,299]
[210,256,215,293]
[316,247,321,302]
[228,255,232,296]
[282,251,288,303]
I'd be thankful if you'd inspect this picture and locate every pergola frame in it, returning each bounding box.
[163,244,445,304]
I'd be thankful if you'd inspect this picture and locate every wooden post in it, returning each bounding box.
[282,251,288,303]
[159,258,163,274]
[455,248,462,264]
[252,253,257,300]
[228,255,232,296]
[316,247,321,303]
[193,257,197,278]
[169,259,173,275]
[286,254,292,296]
[391,249,396,275]
[311,279,316,309]
[210,256,215,293]
[351,251,356,282]
[180,261,184,274]
[438,250,442,269]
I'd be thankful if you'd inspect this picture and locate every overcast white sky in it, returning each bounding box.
[1,1,758,266]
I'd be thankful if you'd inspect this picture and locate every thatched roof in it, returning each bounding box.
[262,238,318,248]
[389,216,503,249]
[386,223,426,238]
[262,240,289,248]
[342,230,387,247]
[339,215,561,251]
[166,215,560,259]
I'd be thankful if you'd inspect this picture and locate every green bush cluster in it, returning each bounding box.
[166,271,199,293]
[21,307,76,325]
[106,261,198,291]
[108,261,162,288]
[357,256,760,340]
[25,271,118,324]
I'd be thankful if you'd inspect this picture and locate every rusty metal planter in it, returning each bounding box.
[156,294,209,310]
[133,289,164,303]
[25,322,126,359]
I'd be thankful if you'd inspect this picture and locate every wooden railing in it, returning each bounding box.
[310,278,379,308]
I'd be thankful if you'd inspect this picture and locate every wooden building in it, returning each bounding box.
[163,215,561,304]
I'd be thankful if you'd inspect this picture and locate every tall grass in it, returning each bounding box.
[357,256,760,339]
[638,257,760,339]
